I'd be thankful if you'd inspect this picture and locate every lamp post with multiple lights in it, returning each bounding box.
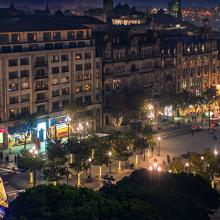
[29,146,39,187]
[65,116,71,140]
[108,151,112,174]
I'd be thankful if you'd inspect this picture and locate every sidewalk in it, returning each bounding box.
[7,151,162,191]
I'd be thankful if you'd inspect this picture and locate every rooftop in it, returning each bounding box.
[0,15,106,33]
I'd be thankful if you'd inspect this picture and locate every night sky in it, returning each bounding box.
[0,0,219,8]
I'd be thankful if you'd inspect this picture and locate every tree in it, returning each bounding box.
[132,137,146,166]
[111,137,133,171]
[101,169,219,220]
[169,157,185,173]
[17,149,44,187]
[92,140,110,178]
[65,138,91,187]
[7,185,157,220]
[43,139,67,185]
[64,102,81,133]
[189,150,220,182]
[142,124,154,160]
[201,87,218,128]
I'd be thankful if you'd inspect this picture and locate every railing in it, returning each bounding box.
[35,74,48,79]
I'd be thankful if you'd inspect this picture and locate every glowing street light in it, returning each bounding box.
[185,162,189,174]
[214,150,218,156]
[157,166,162,172]
[148,165,153,171]
[29,146,39,187]
[29,146,38,157]
[201,156,204,160]
[88,158,92,179]
[108,151,112,174]
[185,162,189,167]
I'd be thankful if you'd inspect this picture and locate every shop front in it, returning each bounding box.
[50,116,69,139]
[8,124,33,148]
[0,129,8,149]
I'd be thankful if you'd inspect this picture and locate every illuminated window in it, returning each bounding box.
[112,79,121,90]
[52,56,59,62]
[67,31,75,40]
[52,78,59,85]
[75,54,82,60]
[53,32,61,41]
[12,34,20,43]
[84,73,91,80]
[21,82,30,90]
[75,86,82,93]
[27,33,37,43]
[9,83,19,91]
[84,84,91,91]
[61,77,69,84]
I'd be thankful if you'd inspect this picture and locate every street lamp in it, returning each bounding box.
[201,156,204,161]
[88,158,92,179]
[108,151,112,174]
[214,150,218,157]
[29,146,39,187]
[185,162,189,174]
[157,136,161,156]
[65,116,71,140]
[148,165,153,171]
[76,123,83,143]
[157,166,162,172]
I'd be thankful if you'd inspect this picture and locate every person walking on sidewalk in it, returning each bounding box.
[0,151,3,163]
[5,155,9,163]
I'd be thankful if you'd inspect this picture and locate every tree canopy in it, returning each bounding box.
[7,170,219,220]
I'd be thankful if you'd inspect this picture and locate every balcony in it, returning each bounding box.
[35,86,48,91]
[35,74,48,79]
[35,98,48,104]
[34,62,48,68]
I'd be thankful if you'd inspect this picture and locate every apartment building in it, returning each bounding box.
[0,16,102,147]
[95,28,162,125]
[176,37,218,95]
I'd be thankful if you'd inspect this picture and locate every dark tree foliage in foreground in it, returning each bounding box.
[101,169,220,220]
[6,170,219,220]
[6,185,156,220]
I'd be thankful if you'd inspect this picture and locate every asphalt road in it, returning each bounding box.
[0,167,22,201]
[158,127,220,157]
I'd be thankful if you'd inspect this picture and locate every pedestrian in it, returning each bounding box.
[14,155,17,163]
[192,130,194,136]
[5,155,9,163]
[0,151,3,163]
[167,154,170,164]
